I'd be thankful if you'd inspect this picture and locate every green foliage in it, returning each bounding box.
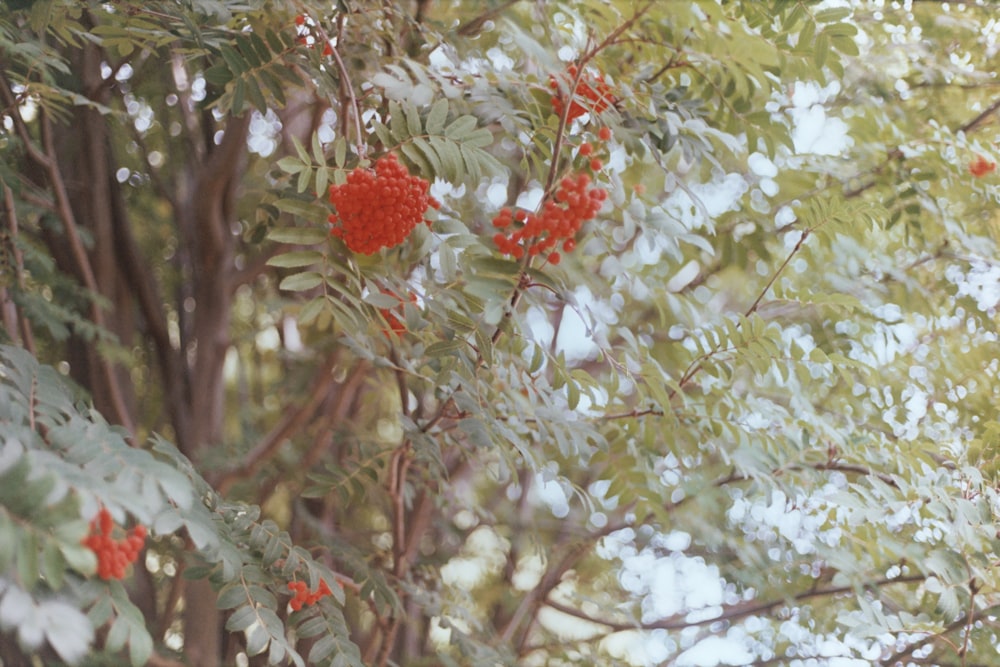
[0,346,361,664]
[372,100,505,185]
[5,0,1000,665]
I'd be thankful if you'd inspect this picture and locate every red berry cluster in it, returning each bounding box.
[549,64,616,123]
[328,154,440,255]
[82,508,147,581]
[492,126,612,265]
[287,579,333,611]
[294,14,332,57]
[969,154,996,177]
[492,174,606,265]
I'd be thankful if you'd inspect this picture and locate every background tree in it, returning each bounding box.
[1,0,1000,665]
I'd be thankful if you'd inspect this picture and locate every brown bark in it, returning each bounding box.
[172,108,249,667]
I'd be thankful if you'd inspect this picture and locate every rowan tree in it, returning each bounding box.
[2,1,1000,666]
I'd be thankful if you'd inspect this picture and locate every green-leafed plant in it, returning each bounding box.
[2,1,1000,665]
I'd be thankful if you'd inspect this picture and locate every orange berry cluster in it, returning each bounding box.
[294,14,332,57]
[287,579,333,611]
[492,126,612,265]
[492,174,606,265]
[82,508,147,581]
[969,154,996,177]
[549,64,616,123]
[328,154,440,255]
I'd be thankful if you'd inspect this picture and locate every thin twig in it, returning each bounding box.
[745,228,810,318]
[546,573,925,634]
[2,183,35,354]
[325,12,365,156]
[958,95,1000,134]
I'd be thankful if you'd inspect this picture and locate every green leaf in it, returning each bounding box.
[814,32,830,69]
[106,615,129,653]
[16,530,38,586]
[316,166,329,197]
[814,7,851,23]
[298,297,325,325]
[203,64,232,87]
[388,101,408,142]
[246,622,269,656]
[426,340,465,357]
[311,132,325,166]
[232,79,247,114]
[226,605,257,632]
[87,595,113,628]
[309,633,338,663]
[219,44,248,75]
[246,78,267,113]
[277,156,305,174]
[128,625,153,667]
[41,540,65,589]
[272,199,330,223]
[235,34,262,68]
[461,128,493,149]
[334,137,347,168]
[373,121,393,150]
[291,135,311,164]
[297,167,311,193]
[279,272,324,292]
[425,99,448,135]
[217,585,248,610]
[0,512,15,572]
[444,115,477,139]
[267,251,325,268]
[404,102,423,137]
[428,137,461,181]
[400,141,434,176]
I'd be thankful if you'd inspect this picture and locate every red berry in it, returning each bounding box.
[294,14,305,25]
[579,143,593,157]
[970,154,996,177]
[598,126,612,141]
[590,159,603,171]
[98,508,113,535]
[329,154,436,254]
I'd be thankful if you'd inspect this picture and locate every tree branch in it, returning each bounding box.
[213,353,339,494]
[958,95,1000,134]
[1,183,36,354]
[543,573,925,635]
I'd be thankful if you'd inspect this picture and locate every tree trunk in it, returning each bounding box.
[173,109,249,666]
